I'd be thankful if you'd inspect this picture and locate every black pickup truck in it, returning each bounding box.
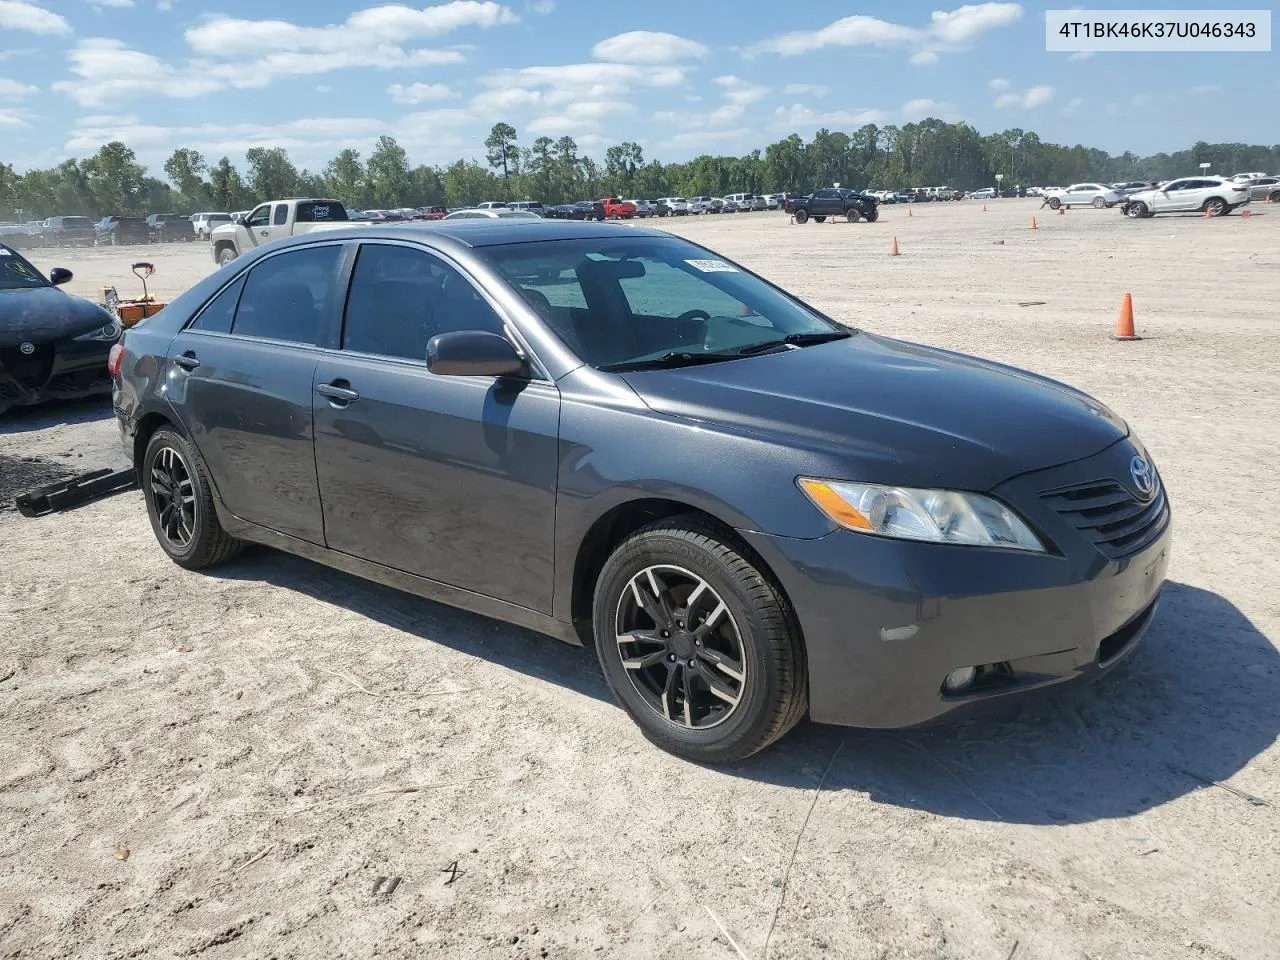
[784,187,879,223]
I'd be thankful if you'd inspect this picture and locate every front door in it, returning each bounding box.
[167,242,346,544]
[311,241,560,612]
[243,204,271,249]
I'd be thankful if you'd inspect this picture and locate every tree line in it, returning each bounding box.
[2,120,1277,220]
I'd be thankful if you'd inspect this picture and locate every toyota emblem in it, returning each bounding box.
[18,340,35,355]
[1129,455,1155,499]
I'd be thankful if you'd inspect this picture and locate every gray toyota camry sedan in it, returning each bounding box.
[111,220,1170,762]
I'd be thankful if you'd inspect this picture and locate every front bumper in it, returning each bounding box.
[0,339,115,414]
[741,442,1171,728]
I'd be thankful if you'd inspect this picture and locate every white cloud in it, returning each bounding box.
[1188,84,1221,95]
[660,128,751,149]
[745,3,1022,63]
[591,30,708,64]
[1105,101,1119,115]
[479,62,686,109]
[909,50,939,65]
[782,83,829,97]
[989,77,1010,91]
[1068,50,1094,60]
[528,99,632,134]
[87,0,136,7]
[994,83,1054,108]
[388,81,459,104]
[773,103,888,130]
[531,0,554,12]
[1063,96,1083,116]
[315,84,331,93]
[0,105,32,126]
[0,0,71,34]
[901,97,953,119]
[0,77,37,98]
[1130,92,1150,107]
[185,2,519,55]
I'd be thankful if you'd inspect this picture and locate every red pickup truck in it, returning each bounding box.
[598,197,637,220]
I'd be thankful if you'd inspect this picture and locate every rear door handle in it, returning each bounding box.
[174,352,200,371]
[316,382,359,403]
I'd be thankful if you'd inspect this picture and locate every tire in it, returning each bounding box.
[793,208,809,224]
[216,246,237,266]
[844,208,861,223]
[1203,197,1226,217]
[592,516,808,763]
[142,427,244,570]
[863,207,879,223]
[813,216,826,223]
[1092,197,1106,209]
[1270,191,1280,204]
[1048,197,1061,210]
[1124,201,1149,219]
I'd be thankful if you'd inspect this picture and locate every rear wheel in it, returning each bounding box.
[1203,197,1226,217]
[793,208,809,224]
[592,517,807,763]
[1092,196,1106,209]
[863,207,879,223]
[813,216,826,223]
[1048,197,1061,210]
[844,208,861,223]
[142,428,244,570]
[1270,191,1280,204]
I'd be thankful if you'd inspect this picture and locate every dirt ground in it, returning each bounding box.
[2,200,1277,960]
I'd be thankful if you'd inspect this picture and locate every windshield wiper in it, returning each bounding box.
[735,330,852,356]
[598,351,742,373]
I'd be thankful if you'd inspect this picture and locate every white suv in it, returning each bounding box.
[1121,177,1251,218]
[190,212,232,240]
[658,197,690,215]
[1044,183,1123,209]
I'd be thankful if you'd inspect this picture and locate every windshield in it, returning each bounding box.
[481,236,846,370]
[0,246,48,289]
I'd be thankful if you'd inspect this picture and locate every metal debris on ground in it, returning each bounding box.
[1174,767,1271,807]
[14,467,136,518]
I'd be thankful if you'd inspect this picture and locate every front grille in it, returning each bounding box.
[0,345,55,392]
[1041,474,1168,559]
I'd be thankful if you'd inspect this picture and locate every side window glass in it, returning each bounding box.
[247,205,270,227]
[273,204,289,226]
[190,275,246,333]
[232,245,342,345]
[342,244,505,361]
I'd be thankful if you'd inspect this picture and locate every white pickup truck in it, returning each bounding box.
[210,198,351,266]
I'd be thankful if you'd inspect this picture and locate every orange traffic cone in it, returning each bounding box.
[1241,209,1253,218]
[1057,206,1065,215]
[1267,195,1273,204]
[890,236,900,256]
[1204,208,1212,218]
[1113,293,1141,341]
[982,204,987,212]
[1030,216,1037,230]
[907,207,913,217]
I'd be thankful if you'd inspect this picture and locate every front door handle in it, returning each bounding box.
[174,352,200,371]
[259,230,269,237]
[316,382,360,404]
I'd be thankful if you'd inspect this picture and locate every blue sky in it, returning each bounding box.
[1,0,1275,174]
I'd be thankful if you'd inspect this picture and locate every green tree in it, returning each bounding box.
[366,136,411,207]
[245,147,299,201]
[81,143,146,213]
[443,159,500,207]
[163,148,210,209]
[209,157,247,211]
[484,122,519,192]
[324,148,367,207]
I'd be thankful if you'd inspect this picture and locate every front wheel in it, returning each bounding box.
[1124,201,1149,219]
[142,428,244,570]
[1269,191,1280,204]
[863,207,879,223]
[844,208,861,223]
[1048,197,1061,210]
[793,208,809,224]
[592,517,808,763]
[1092,197,1106,209]
[813,215,826,223]
[216,246,237,266]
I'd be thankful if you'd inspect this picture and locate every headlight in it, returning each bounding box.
[798,478,1045,552]
[73,320,123,342]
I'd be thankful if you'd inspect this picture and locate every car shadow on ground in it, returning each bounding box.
[214,554,1278,825]
[0,396,114,435]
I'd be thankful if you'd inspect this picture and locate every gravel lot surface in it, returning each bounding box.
[2,200,1277,960]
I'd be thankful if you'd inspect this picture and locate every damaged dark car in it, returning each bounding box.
[0,243,122,415]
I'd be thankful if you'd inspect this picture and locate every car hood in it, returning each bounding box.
[0,286,115,347]
[621,332,1128,491]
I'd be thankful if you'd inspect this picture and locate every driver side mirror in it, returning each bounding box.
[49,267,73,286]
[427,330,526,378]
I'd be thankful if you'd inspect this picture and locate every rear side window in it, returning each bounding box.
[272,204,289,226]
[342,243,504,361]
[231,245,342,345]
[190,276,246,334]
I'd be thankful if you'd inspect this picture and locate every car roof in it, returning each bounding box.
[270,218,652,249]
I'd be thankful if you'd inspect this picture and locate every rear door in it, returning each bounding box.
[166,242,347,544]
[311,240,561,612]
[266,202,293,244]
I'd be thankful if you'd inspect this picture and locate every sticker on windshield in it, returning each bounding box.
[685,259,738,273]
[0,247,11,256]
